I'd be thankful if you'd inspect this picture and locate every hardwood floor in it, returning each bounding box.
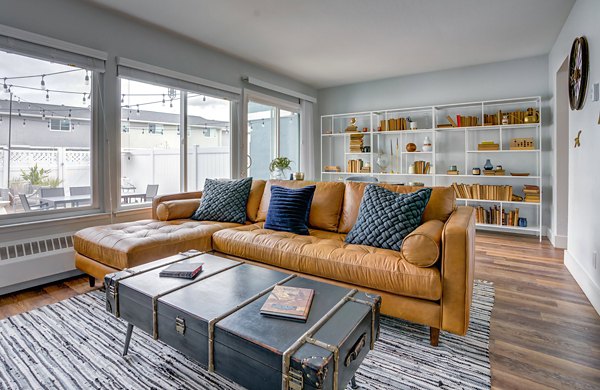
[0,232,598,389]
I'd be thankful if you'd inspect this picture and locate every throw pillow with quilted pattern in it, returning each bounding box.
[345,185,432,251]
[191,177,252,224]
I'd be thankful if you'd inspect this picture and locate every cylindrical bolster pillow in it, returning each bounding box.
[401,219,444,267]
[156,199,201,221]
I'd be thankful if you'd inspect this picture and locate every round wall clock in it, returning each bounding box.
[569,36,589,110]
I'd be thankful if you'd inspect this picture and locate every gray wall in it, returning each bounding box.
[548,0,600,313]
[318,55,549,115]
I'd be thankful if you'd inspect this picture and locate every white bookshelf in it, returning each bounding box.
[321,96,543,240]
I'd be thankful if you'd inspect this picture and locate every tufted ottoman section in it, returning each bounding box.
[212,223,441,301]
[74,219,242,269]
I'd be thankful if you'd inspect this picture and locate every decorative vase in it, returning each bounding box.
[422,136,432,152]
[376,152,390,173]
[270,168,287,180]
[484,159,493,171]
[406,143,417,152]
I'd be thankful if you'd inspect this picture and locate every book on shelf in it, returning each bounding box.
[260,285,314,322]
[346,159,365,173]
[159,262,203,279]
[451,183,513,201]
[456,115,479,127]
[412,160,430,174]
[477,142,500,151]
[447,170,459,175]
[475,206,521,226]
[323,165,341,172]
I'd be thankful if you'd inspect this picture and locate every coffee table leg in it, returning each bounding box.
[123,323,134,356]
[350,375,359,389]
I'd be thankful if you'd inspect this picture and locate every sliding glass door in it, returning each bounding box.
[246,93,300,180]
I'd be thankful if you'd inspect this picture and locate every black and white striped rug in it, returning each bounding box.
[0,281,493,389]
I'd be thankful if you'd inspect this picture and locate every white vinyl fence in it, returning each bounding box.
[1,146,229,196]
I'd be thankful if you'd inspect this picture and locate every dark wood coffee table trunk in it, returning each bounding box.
[105,252,381,390]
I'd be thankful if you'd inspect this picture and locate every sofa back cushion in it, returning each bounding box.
[257,180,345,232]
[247,180,266,222]
[338,182,456,233]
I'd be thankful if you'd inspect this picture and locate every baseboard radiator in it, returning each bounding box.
[0,233,80,295]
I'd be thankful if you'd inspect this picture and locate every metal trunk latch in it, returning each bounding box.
[288,368,304,390]
[175,316,186,335]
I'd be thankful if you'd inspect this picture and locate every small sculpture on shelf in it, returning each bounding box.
[345,117,358,132]
[484,159,493,171]
[406,143,417,152]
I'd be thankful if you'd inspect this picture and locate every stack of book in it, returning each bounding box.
[359,165,372,173]
[347,159,365,173]
[323,165,341,173]
[523,185,540,203]
[349,134,364,152]
[412,161,431,174]
[483,168,505,176]
[380,117,409,131]
[475,206,520,226]
[447,169,459,175]
[478,141,500,151]
[452,183,513,201]
[445,115,479,127]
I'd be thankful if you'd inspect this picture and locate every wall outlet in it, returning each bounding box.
[594,251,598,270]
[592,83,600,102]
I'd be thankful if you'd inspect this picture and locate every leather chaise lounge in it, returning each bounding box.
[74,180,475,345]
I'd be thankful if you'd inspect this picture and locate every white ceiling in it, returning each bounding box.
[87,0,575,89]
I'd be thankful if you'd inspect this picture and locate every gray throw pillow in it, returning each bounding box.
[345,185,432,251]
[191,177,252,224]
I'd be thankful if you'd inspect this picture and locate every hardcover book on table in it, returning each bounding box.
[159,262,203,279]
[260,285,315,322]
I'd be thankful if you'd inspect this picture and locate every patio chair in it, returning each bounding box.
[70,186,91,195]
[70,186,92,206]
[40,187,65,208]
[18,194,48,212]
[144,184,159,201]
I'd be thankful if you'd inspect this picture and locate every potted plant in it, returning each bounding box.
[20,164,62,193]
[269,157,292,180]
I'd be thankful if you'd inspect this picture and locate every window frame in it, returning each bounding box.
[242,89,301,178]
[0,58,102,226]
[116,77,237,210]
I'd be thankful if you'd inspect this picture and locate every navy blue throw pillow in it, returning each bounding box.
[264,185,316,235]
[191,177,252,224]
[345,186,432,251]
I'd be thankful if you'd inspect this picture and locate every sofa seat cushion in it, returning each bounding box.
[213,224,441,301]
[74,219,241,270]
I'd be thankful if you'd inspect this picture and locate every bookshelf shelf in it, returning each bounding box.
[321,96,543,240]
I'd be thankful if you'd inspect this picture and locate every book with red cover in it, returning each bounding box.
[260,285,315,322]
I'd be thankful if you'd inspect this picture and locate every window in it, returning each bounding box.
[120,78,180,206]
[50,118,72,131]
[186,94,231,190]
[120,78,232,203]
[148,123,164,135]
[246,93,300,179]
[0,50,94,216]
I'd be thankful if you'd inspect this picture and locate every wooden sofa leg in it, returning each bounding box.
[88,275,96,288]
[430,327,439,346]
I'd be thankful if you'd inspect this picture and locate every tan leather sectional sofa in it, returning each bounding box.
[74,180,475,345]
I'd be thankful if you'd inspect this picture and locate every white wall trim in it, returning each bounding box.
[564,250,600,315]
[0,23,107,60]
[546,227,568,249]
[243,76,317,103]
[117,57,241,95]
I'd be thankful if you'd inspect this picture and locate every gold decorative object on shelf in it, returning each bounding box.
[406,143,417,152]
[478,141,499,151]
[524,108,540,123]
[510,137,534,150]
[345,117,358,132]
[574,130,582,148]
